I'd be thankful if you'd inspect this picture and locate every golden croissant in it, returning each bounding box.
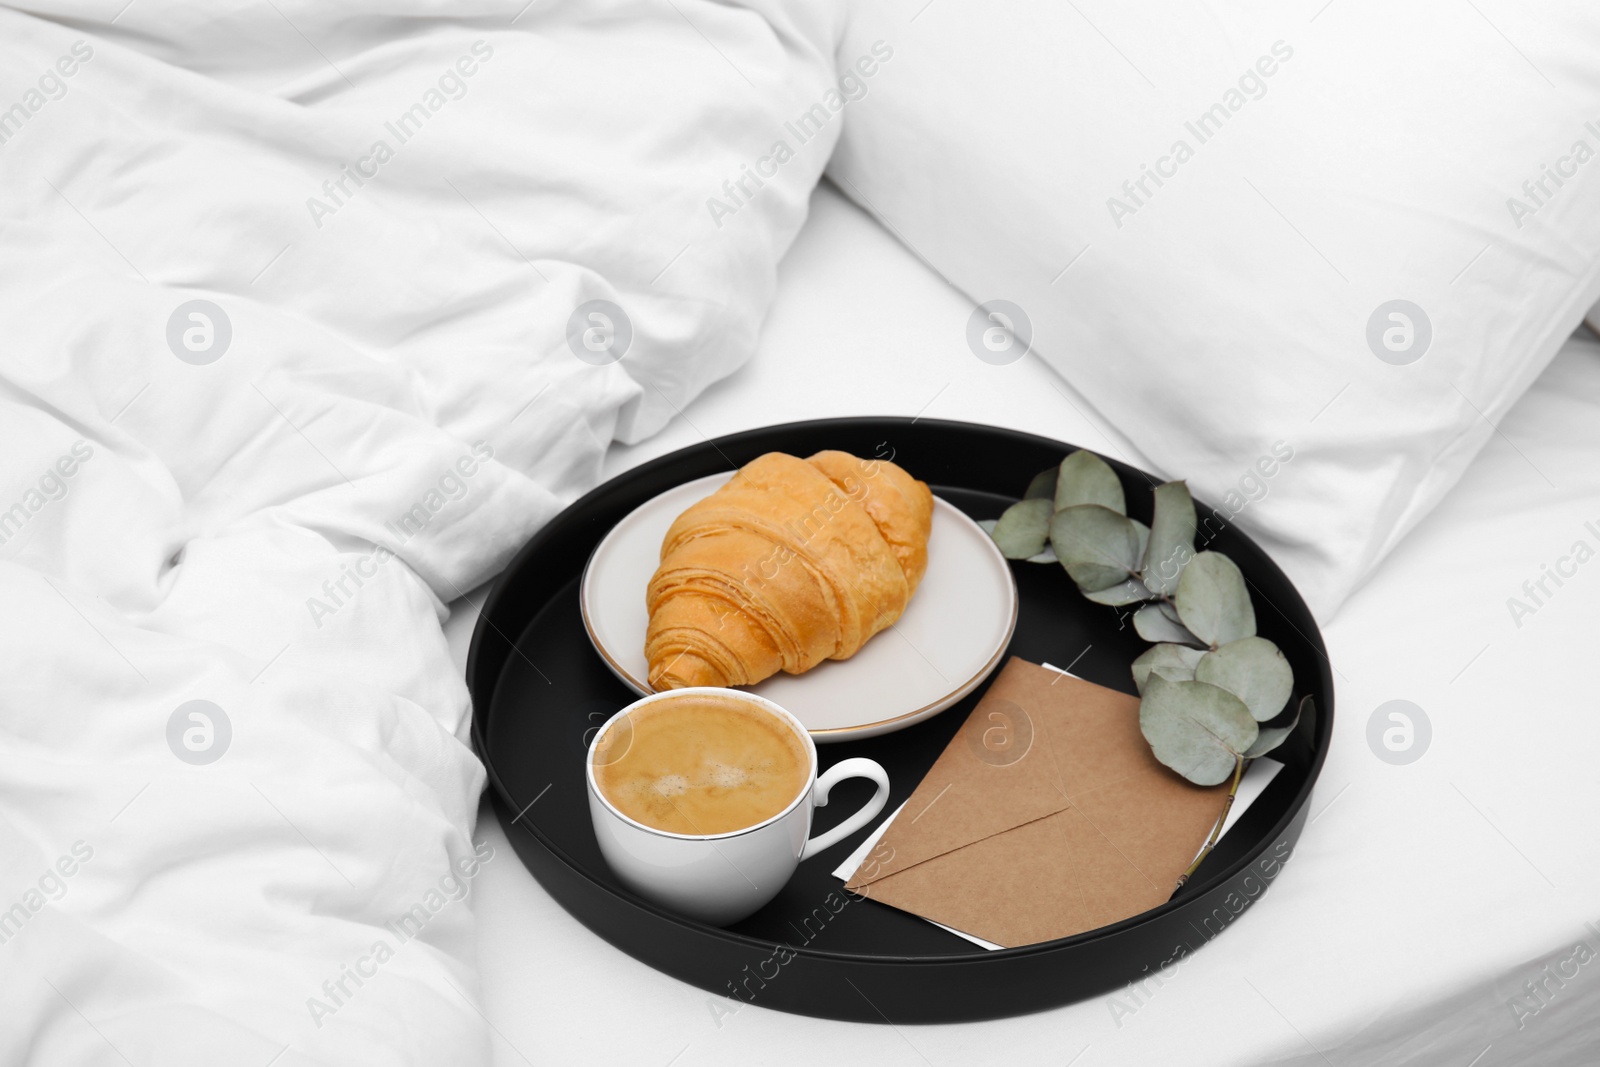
[645,450,934,690]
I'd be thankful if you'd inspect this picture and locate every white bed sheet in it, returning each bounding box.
[449,182,1600,1067]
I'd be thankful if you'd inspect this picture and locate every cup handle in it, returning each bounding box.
[798,757,891,862]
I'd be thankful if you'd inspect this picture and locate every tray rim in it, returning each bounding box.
[467,416,1335,968]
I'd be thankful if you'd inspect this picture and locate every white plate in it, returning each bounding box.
[579,472,1018,741]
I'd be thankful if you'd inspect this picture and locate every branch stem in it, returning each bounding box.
[1175,754,1244,889]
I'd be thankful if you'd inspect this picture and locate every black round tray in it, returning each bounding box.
[467,417,1333,1023]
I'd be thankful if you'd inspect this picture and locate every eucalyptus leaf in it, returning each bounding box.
[1025,543,1058,563]
[1195,636,1293,722]
[990,498,1053,559]
[1174,552,1256,648]
[1140,481,1197,597]
[1132,604,1204,647]
[978,519,998,534]
[1084,576,1153,605]
[1050,505,1144,592]
[1053,451,1126,515]
[1131,643,1207,694]
[1140,676,1259,786]
[1024,467,1058,501]
[1245,695,1309,758]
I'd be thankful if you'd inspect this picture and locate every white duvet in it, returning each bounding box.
[0,2,846,1063]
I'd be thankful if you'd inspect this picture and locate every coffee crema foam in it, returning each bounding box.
[593,694,810,836]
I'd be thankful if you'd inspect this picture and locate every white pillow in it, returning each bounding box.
[828,1,1600,616]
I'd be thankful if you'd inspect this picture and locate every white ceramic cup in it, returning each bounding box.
[585,686,891,926]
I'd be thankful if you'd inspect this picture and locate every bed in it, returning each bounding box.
[5,1,1598,1062]
[451,181,1600,1067]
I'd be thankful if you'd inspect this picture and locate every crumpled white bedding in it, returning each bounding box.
[0,2,846,1063]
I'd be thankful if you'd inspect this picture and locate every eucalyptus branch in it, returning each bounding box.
[989,450,1297,788]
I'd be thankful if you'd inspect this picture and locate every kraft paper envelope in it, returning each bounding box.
[846,657,1233,949]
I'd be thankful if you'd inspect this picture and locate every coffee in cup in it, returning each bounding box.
[586,687,891,926]
[592,691,810,836]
